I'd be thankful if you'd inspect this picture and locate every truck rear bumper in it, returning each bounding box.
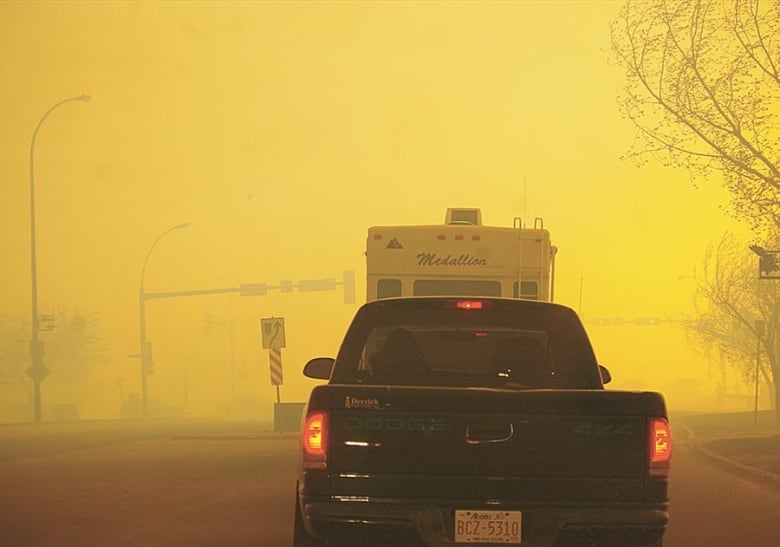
[301,498,668,547]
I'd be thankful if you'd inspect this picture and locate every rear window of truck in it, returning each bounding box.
[331,298,601,389]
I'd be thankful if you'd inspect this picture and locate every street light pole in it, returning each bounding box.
[754,320,765,425]
[29,94,91,423]
[750,245,780,425]
[139,222,189,418]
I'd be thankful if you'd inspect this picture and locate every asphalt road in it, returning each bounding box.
[0,420,297,547]
[1,418,779,547]
[665,430,780,546]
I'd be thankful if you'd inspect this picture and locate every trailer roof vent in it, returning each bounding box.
[445,208,482,226]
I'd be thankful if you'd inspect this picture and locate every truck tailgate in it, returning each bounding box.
[323,385,662,505]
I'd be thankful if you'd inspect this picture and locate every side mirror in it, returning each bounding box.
[598,365,612,385]
[303,357,335,380]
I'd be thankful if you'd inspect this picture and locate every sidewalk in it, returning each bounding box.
[677,410,780,489]
[173,428,299,441]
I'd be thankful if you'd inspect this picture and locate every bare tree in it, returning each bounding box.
[0,309,109,420]
[610,0,780,232]
[0,314,32,398]
[691,232,779,421]
[45,310,110,382]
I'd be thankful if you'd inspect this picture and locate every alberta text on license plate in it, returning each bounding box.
[454,510,522,543]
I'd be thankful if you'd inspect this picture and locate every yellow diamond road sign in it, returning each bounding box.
[261,317,286,349]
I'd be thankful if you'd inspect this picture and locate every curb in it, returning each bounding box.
[173,432,299,441]
[694,441,780,490]
[681,421,780,491]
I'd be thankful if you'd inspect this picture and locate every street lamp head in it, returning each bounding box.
[140,221,191,287]
[76,94,92,102]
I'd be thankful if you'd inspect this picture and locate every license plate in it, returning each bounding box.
[454,510,522,543]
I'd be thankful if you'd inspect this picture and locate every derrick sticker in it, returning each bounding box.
[344,395,380,409]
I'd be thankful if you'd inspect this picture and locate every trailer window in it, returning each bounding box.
[413,280,501,297]
[513,281,539,300]
[377,279,402,299]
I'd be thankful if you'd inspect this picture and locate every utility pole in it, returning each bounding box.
[755,320,764,425]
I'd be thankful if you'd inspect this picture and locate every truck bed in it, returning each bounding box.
[295,297,670,547]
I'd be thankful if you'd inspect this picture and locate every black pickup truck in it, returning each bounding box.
[294,297,671,547]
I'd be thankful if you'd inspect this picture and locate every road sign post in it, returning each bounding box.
[261,317,286,404]
[269,348,283,403]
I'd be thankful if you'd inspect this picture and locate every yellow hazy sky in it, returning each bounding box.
[0,1,751,418]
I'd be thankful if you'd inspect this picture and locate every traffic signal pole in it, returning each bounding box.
[137,272,355,418]
[138,286,237,418]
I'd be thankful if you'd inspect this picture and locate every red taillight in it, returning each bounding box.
[302,411,328,469]
[444,299,493,310]
[648,417,672,477]
[373,233,383,240]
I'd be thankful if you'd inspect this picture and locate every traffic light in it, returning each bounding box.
[343,270,356,304]
[142,342,154,376]
[749,245,779,278]
[759,254,778,275]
